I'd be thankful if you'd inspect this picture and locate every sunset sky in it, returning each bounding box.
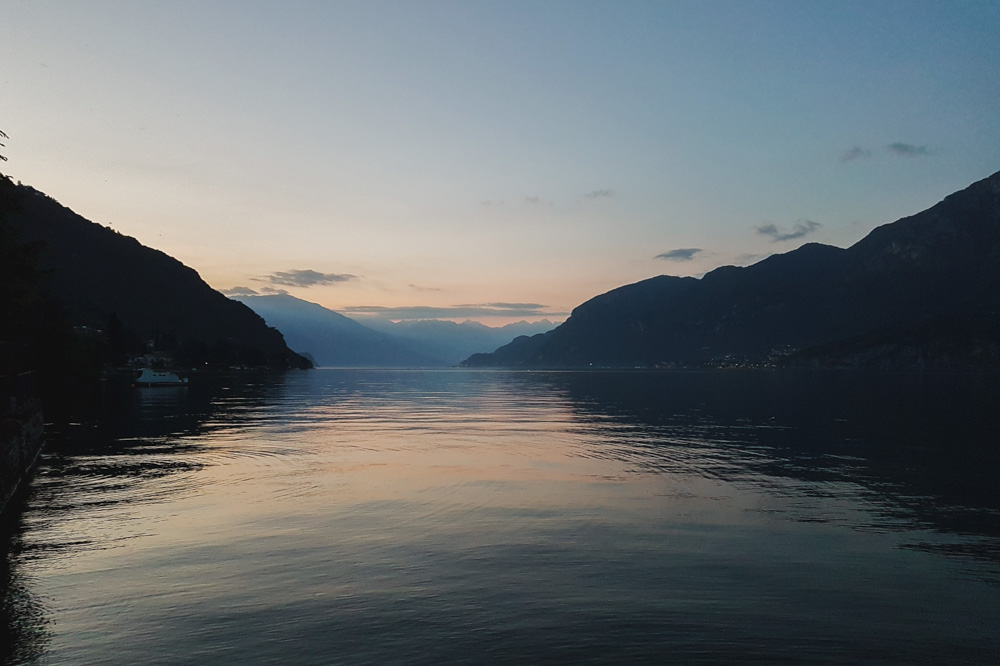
[3,1,999,323]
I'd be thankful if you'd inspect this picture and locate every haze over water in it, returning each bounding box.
[3,369,999,664]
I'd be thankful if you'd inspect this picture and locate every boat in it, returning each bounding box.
[134,368,188,387]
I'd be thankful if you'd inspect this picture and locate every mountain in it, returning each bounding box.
[2,183,310,369]
[234,295,559,366]
[359,318,558,366]
[232,294,446,367]
[464,170,1000,369]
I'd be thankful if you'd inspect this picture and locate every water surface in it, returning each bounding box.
[3,369,999,664]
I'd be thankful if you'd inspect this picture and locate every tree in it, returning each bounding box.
[0,129,7,162]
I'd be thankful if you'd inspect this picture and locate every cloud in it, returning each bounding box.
[755,219,822,242]
[341,302,567,321]
[480,199,505,208]
[523,195,553,206]
[886,142,930,157]
[470,302,548,310]
[258,269,356,287]
[840,146,872,162]
[654,248,702,262]
[409,283,443,292]
[221,286,288,297]
[584,189,615,199]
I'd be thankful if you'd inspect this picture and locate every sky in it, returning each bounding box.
[2,0,999,324]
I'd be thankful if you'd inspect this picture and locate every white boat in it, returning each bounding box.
[135,368,188,387]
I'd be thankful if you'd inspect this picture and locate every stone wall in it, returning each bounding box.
[0,372,44,514]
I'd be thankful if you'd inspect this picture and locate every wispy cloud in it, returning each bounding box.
[584,189,615,199]
[755,220,822,242]
[470,302,548,310]
[840,146,872,162]
[257,269,356,287]
[654,248,702,262]
[342,302,566,321]
[886,142,930,157]
[409,283,443,293]
[222,286,288,296]
[523,195,553,207]
[480,199,505,208]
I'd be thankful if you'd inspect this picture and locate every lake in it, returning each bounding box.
[2,369,999,664]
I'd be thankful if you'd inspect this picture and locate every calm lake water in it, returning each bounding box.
[2,369,999,664]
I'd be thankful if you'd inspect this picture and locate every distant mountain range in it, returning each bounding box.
[360,317,558,366]
[464,170,1000,369]
[233,293,556,367]
[231,294,441,367]
[2,184,309,369]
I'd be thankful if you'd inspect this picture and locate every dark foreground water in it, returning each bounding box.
[2,369,999,664]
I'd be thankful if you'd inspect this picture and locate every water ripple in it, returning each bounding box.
[4,369,999,664]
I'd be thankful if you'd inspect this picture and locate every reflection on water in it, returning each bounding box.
[540,371,1000,561]
[3,369,1000,664]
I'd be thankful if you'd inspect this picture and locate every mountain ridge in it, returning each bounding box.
[464,170,1000,369]
[3,184,310,369]
[231,294,445,367]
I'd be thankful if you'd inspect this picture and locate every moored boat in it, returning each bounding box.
[134,368,188,387]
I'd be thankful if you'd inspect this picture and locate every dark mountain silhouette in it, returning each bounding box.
[232,294,446,367]
[464,170,1000,369]
[785,311,1000,369]
[3,184,310,370]
[0,175,71,385]
[360,318,558,366]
